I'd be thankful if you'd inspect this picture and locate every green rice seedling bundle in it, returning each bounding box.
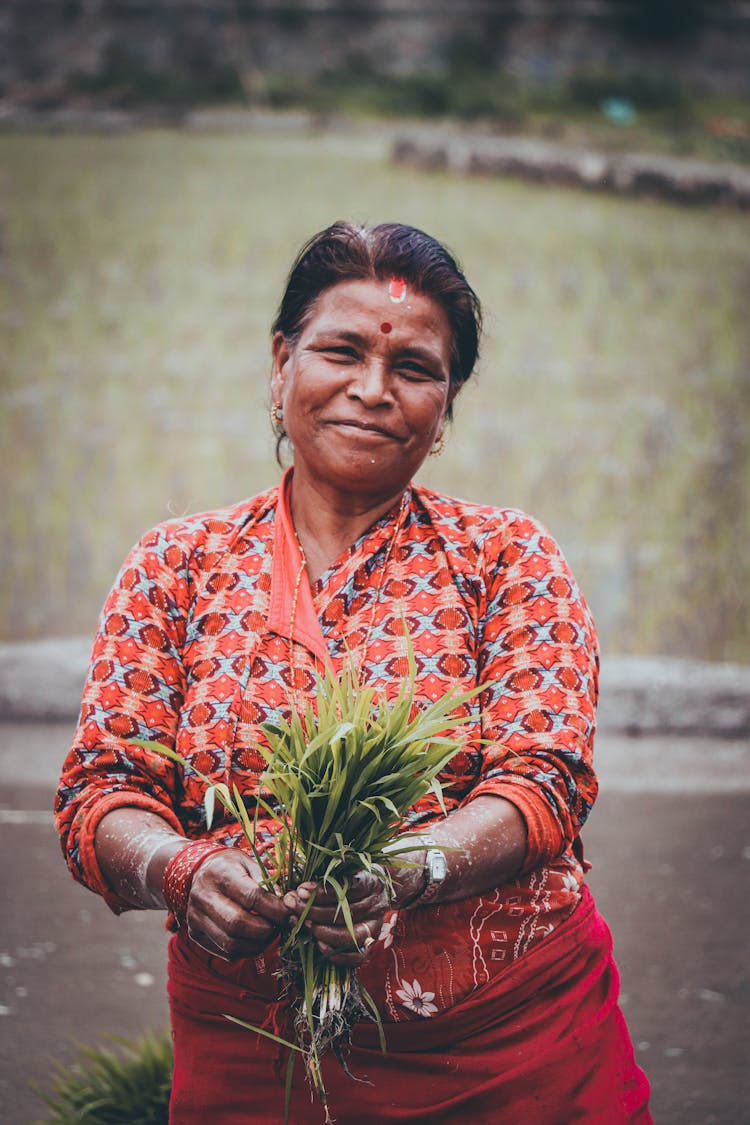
[138,644,481,1122]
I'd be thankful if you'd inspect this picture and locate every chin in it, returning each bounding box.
[334,460,410,495]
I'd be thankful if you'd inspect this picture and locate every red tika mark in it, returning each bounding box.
[380,321,393,333]
[388,276,407,303]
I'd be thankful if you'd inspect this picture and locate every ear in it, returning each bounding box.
[271,332,292,402]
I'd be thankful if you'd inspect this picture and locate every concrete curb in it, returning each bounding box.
[0,637,748,737]
[0,638,93,724]
[392,132,750,208]
[598,657,750,738]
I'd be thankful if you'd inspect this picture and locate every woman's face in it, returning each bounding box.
[271,278,454,506]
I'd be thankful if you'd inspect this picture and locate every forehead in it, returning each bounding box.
[303,278,452,347]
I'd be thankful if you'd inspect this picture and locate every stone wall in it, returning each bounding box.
[3,1,750,102]
[392,130,750,207]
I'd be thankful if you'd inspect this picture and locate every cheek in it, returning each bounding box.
[411,389,449,432]
[281,368,332,426]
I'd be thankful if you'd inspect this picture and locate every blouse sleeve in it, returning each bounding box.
[54,524,191,913]
[467,511,600,873]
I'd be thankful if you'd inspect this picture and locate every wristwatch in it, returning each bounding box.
[420,848,448,904]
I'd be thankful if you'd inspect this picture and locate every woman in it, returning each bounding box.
[56,221,651,1123]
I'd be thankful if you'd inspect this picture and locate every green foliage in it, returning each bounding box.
[254,652,480,892]
[36,1030,173,1124]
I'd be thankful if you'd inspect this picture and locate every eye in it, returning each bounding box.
[396,360,443,383]
[321,345,359,363]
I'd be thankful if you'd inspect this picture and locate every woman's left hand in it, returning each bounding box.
[283,871,390,966]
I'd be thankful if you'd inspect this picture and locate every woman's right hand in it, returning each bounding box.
[184,850,292,960]
[94,808,292,960]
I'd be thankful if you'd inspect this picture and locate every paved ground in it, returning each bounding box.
[1,723,748,1124]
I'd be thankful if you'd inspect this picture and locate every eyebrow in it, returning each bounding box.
[307,328,448,372]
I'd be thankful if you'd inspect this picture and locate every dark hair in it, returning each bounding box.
[272,221,482,413]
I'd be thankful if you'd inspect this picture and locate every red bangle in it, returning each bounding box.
[162,839,228,925]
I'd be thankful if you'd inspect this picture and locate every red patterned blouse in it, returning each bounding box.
[56,469,599,1022]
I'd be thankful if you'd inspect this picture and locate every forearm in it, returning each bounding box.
[94,808,187,910]
[393,795,527,909]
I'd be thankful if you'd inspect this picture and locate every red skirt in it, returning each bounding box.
[167,888,652,1124]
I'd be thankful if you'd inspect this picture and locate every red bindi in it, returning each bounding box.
[380,321,393,334]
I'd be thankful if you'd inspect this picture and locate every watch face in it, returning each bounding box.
[420,849,448,904]
[429,849,448,882]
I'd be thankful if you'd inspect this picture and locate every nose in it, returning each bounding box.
[347,359,394,408]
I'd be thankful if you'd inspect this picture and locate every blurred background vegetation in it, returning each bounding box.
[6,0,750,164]
[56,39,750,166]
[1,1,749,662]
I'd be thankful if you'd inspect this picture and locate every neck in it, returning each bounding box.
[288,471,406,585]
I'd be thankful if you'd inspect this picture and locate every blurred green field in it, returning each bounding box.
[1,126,748,661]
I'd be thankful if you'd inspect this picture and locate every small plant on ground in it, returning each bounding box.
[37,1029,173,1124]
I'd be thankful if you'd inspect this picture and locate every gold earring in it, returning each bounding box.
[271,402,285,435]
[429,432,445,458]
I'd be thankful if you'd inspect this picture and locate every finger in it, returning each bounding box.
[187,885,280,958]
[186,913,270,960]
[288,873,388,916]
[187,864,288,959]
[283,883,316,914]
[193,853,291,927]
[347,870,386,901]
[308,918,380,953]
[185,924,228,959]
[314,940,371,968]
[244,883,294,927]
[300,886,388,927]
[322,949,367,967]
[283,881,335,912]
[347,886,389,920]
[224,856,292,925]
[286,872,385,911]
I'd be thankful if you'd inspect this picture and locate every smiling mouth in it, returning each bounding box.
[328,420,402,440]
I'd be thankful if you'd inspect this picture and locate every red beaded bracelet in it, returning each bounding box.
[162,839,228,926]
